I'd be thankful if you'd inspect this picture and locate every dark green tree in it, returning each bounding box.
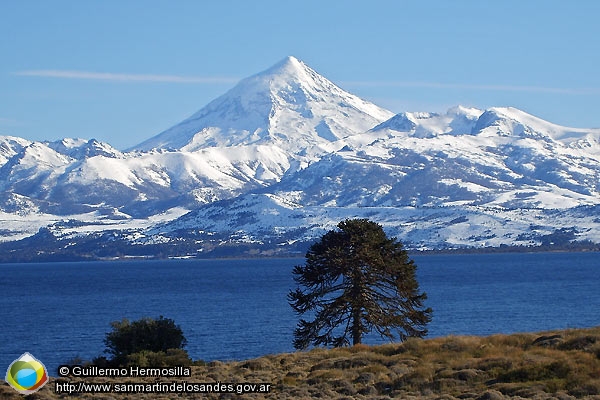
[103,316,187,365]
[289,219,432,349]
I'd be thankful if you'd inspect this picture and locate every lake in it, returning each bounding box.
[1,252,599,376]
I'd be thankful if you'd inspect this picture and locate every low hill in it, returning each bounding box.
[3,326,599,399]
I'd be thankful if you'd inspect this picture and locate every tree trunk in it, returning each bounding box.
[352,307,362,345]
[350,263,364,346]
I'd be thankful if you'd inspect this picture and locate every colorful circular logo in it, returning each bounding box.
[5,352,49,394]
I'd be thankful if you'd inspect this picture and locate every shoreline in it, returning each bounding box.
[0,245,599,264]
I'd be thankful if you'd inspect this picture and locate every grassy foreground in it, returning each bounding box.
[3,326,600,399]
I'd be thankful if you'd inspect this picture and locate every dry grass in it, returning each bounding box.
[2,326,600,399]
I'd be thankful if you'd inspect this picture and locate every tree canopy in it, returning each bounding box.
[289,218,432,349]
[103,316,187,365]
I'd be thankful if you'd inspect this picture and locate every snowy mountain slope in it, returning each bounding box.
[371,106,483,138]
[151,192,600,252]
[60,144,293,210]
[0,142,293,218]
[0,204,190,243]
[260,106,600,210]
[0,136,32,165]
[1,56,600,257]
[0,142,73,194]
[371,106,600,145]
[153,104,600,252]
[45,138,123,159]
[475,107,600,144]
[132,56,394,153]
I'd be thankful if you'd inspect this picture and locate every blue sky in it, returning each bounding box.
[2,0,599,150]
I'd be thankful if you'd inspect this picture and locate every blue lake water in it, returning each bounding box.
[1,252,599,376]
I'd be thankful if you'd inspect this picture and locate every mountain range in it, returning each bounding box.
[1,56,599,260]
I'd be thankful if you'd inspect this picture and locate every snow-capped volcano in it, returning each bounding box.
[133,56,394,153]
[1,57,600,259]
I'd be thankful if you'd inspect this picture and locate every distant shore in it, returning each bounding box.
[0,241,599,264]
[412,241,600,256]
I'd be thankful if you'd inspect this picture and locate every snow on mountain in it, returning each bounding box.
[153,104,600,252]
[371,106,483,138]
[152,192,600,252]
[0,144,290,218]
[132,56,394,153]
[0,142,73,193]
[476,107,600,144]
[61,144,292,210]
[0,136,33,165]
[29,54,390,223]
[1,56,600,256]
[46,138,122,159]
[257,105,600,211]
[371,106,600,144]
